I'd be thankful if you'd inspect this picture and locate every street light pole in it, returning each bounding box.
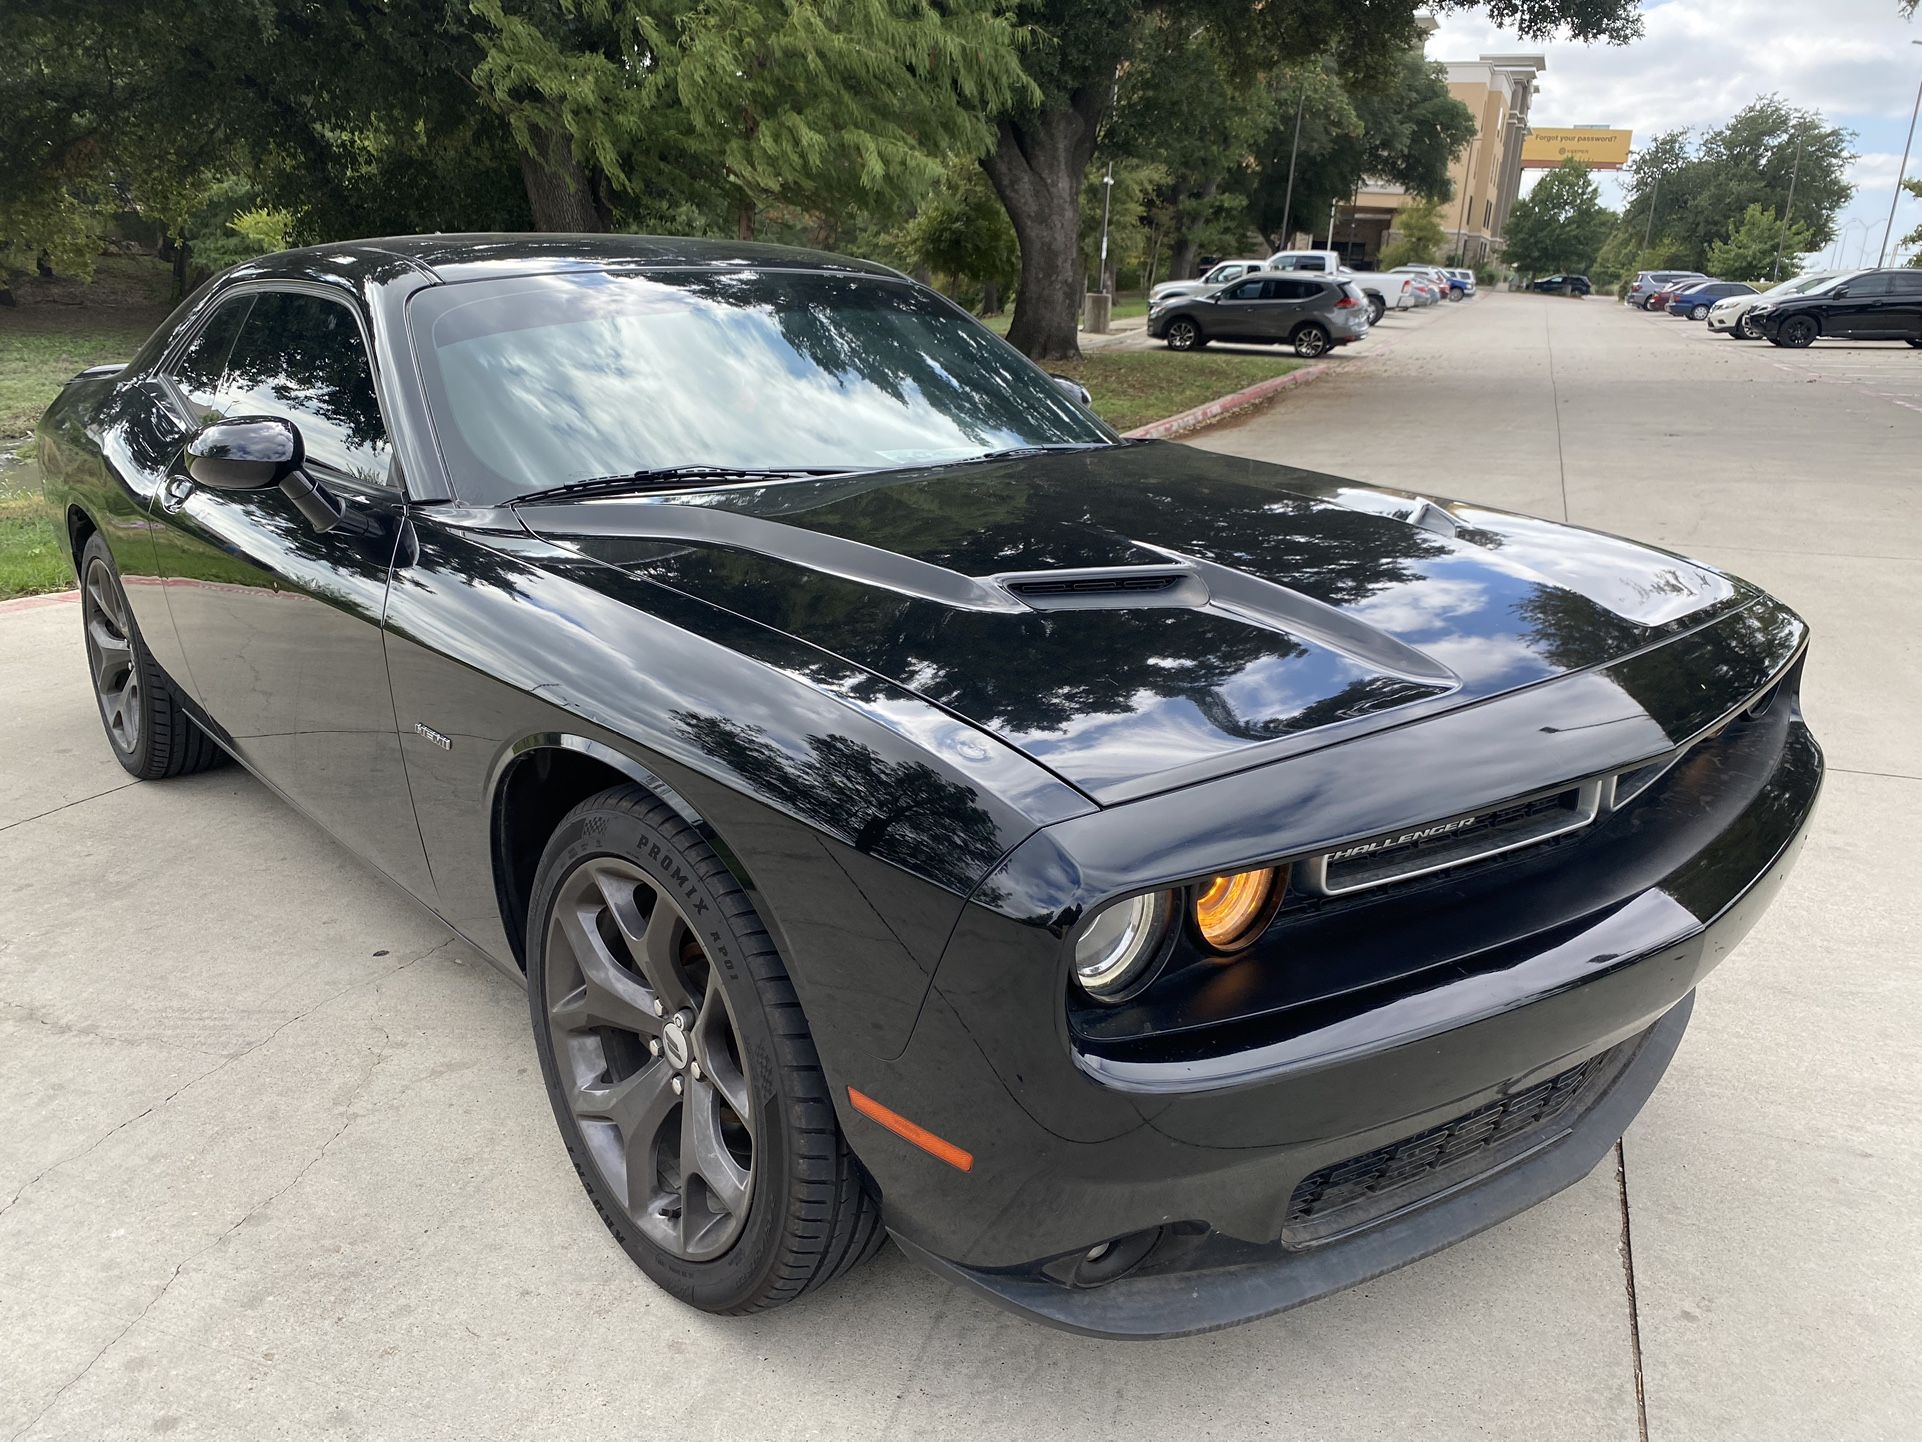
[1097,163,1116,295]
[1880,41,1922,267]
[1641,168,1661,256]
[1279,85,1307,246]
[1771,130,1804,281]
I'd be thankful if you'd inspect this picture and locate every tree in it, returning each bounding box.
[1620,98,1853,271]
[980,0,1642,361]
[1705,202,1813,283]
[1901,178,1922,263]
[903,162,1021,311]
[1381,198,1446,267]
[1503,159,1616,276]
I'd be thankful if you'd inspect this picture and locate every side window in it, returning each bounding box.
[1269,279,1318,301]
[1298,256,1326,272]
[166,296,255,418]
[1848,274,1892,297]
[214,291,393,485]
[1224,280,1265,301]
[1890,271,1922,295]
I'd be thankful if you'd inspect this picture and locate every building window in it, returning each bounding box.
[1484,198,1493,230]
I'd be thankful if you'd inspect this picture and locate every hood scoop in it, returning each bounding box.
[997,567,1206,611]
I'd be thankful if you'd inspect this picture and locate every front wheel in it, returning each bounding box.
[78,533,223,780]
[1906,338,1922,349]
[526,786,883,1314]
[1292,323,1330,359]
[1690,304,1710,321]
[1165,318,1204,351]
[1738,315,1761,338]
[1778,315,1818,349]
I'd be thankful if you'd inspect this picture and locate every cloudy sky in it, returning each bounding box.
[1427,0,1922,265]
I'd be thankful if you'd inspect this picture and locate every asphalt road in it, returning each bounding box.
[4,292,1918,1439]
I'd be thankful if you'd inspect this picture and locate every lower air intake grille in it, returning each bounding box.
[1005,573,1184,597]
[1284,1048,1618,1245]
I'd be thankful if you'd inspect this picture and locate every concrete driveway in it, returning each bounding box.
[4,292,1917,1439]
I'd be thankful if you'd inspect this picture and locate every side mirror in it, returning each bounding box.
[1049,374,1092,407]
[186,417,304,491]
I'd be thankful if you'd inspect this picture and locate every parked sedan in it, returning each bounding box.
[1148,272,1370,356]
[1529,274,1592,296]
[1628,270,1705,308]
[1707,271,1852,337]
[38,234,1819,1339]
[1645,280,1695,311]
[1750,267,1922,347]
[1149,258,1269,305]
[1666,280,1756,320]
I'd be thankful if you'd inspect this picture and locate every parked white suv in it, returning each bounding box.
[1266,249,1416,325]
[1707,270,1853,338]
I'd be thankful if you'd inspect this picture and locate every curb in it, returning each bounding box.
[1123,363,1333,440]
[0,588,77,614]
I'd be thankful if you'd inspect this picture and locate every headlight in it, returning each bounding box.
[1193,867,1282,951]
[1072,891,1174,998]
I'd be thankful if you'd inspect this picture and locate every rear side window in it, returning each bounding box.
[1888,271,1922,295]
[1268,279,1320,301]
[214,291,393,485]
[167,296,255,417]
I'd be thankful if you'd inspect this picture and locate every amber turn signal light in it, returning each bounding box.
[1193,868,1281,952]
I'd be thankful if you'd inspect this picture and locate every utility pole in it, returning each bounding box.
[1279,86,1307,246]
[1771,130,1804,281]
[1097,163,1115,294]
[1641,168,1660,256]
[1880,41,1922,267]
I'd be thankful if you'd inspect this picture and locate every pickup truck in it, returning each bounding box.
[1266,248,1415,325]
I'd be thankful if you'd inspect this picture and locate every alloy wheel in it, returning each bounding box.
[542,856,756,1261]
[82,557,141,755]
[1294,325,1329,359]
[1167,319,1198,351]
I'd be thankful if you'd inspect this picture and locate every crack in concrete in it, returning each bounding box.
[0,781,140,835]
[1616,1140,1650,1442]
[6,1022,401,1442]
[0,935,460,1225]
[0,998,232,1062]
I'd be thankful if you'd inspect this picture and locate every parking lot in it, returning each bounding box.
[3,290,1918,1440]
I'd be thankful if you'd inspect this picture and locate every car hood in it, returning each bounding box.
[515,443,1750,803]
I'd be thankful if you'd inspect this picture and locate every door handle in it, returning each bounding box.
[160,476,195,514]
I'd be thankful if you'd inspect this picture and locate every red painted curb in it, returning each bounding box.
[0,588,78,614]
[1123,362,1332,440]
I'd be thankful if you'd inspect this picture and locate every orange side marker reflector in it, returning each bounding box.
[847,1087,974,1172]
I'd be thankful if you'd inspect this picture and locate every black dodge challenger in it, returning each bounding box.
[37,236,1820,1338]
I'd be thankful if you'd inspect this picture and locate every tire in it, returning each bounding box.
[1448,288,1463,303]
[1165,317,1204,351]
[1738,315,1761,339]
[1292,322,1330,359]
[1906,338,1921,349]
[1366,295,1386,326]
[1722,326,1746,339]
[526,785,884,1315]
[1778,315,1818,349]
[78,533,223,781]
[1690,304,1710,321]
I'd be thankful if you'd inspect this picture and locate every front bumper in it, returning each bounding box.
[837,629,1819,1335]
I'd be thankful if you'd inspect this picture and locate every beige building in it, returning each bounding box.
[1318,43,1546,269]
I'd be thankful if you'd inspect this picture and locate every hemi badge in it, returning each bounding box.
[415,722,453,751]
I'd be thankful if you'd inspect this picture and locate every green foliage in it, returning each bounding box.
[1503,160,1616,277]
[1620,99,1853,271]
[1080,160,1163,290]
[1381,199,1446,268]
[903,162,1020,304]
[1901,178,1922,263]
[1706,203,1814,283]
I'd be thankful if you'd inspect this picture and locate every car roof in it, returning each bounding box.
[224,233,907,288]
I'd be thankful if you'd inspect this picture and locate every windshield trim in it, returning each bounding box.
[402,264,1121,508]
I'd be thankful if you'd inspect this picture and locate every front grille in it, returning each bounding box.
[1284,1049,1618,1244]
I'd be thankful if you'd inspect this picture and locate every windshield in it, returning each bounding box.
[406,268,1115,505]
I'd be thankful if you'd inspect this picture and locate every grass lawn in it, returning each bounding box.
[1,256,172,598]
[980,291,1146,336]
[1058,351,1303,434]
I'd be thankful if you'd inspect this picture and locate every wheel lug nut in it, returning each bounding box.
[670,1075,684,1096]
[651,998,666,1018]
[648,1039,661,1057]
[689,1061,702,1081]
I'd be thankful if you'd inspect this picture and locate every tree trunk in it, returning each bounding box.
[170,238,190,302]
[736,205,755,241]
[1168,234,1200,284]
[980,87,1107,362]
[979,277,1001,316]
[519,124,608,232]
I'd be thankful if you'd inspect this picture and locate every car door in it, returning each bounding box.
[150,284,437,899]
[1210,278,1269,340]
[1263,277,1322,338]
[1889,270,1922,337]
[1827,272,1892,337]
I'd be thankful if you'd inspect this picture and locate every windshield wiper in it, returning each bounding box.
[959,442,1116,465]
[513,464,856,505]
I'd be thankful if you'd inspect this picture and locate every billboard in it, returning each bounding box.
[1519,128,1634,169]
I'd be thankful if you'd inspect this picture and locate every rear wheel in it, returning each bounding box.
[78,533,223,781]
[1365,294,1386,326]
[526,786,884,1313]
[1690,304,1710,320]
[1165,318,1203,351]
[1292,322,1330,359]
[1907,338,1921,349]
[1778,315,1818,349]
